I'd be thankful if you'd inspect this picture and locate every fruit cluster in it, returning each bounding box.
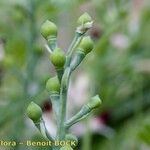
[26,12,102,150]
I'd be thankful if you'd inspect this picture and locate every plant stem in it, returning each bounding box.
[41,119,54,142]
[35,120,54,141]
[70,51,85,72]
[81,119,91,150]
[56,68,64,83]
[50,94,60,121]
[65,32,83,67]
[48,37,57,51]
[65,105,91,129]
[57,67,71,139]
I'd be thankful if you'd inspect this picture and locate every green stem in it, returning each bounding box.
[65,32,83,67]
[41,119,54,142]
[50,94,60,121]
[34,121,47,138]
[34,119,54,141]
[81,119,91,150]
[47,37,57,51]
[57,67,71,139]
[65,105,91,129]
[56,68,64,83]
[70,51,85,72]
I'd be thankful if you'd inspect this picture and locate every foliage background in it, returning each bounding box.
[0,0,150,150]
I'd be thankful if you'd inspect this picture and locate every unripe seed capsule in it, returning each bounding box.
[87,95,102,109]
[26,102,42,123]
[40,20,57,40]
[46,76,60,94]
[77,12,92,25]
[78,36,94,55]
[50,48,66,68]
[76,13,93,34]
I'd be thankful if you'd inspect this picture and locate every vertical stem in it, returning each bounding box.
[57,67,71,139]
[81,119,92,150]
[56,68,64,83]
[65,32,83,67]
[57,33,84,140]
[50,94,60,121]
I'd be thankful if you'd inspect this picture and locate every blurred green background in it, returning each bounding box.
[0,0,150,150]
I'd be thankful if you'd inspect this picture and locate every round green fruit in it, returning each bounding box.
[40,20,57,40]
[50,48,66,68]
[46,76,60,94]
[77,12,92,25]
[78,36,94,54]
[26,102,42,122]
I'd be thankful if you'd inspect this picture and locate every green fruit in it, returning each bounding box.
[26,102,42,122]
[46,76,60,94]
[40,20,57,40]
[59,145,73,150]
[87,95,102,109]
[78,36,94,54]
[50,48,66,68]
[77,12,92,25]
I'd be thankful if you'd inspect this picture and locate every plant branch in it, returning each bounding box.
[65,105,92,129]
[57,67,71,139]
[34,119,54,142]
[65,32,83,67]
[50,94,60,121]
[45,44,52,54]
[56,68,64,83]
